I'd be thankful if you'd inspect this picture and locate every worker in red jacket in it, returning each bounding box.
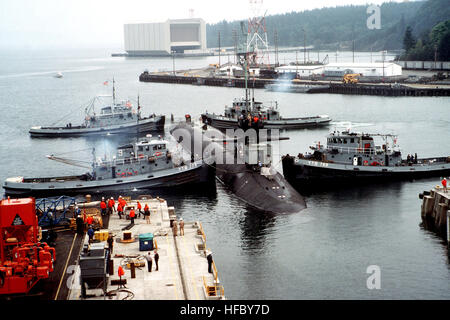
[117,203,123,219]
[86,215,93,226]
[442,178,447,193]
[137,201,142,218]
[118,196,127,207]
[129,209,136,225]
[100,197,107,216]
[107,197,115,215]
[144,203,150,224]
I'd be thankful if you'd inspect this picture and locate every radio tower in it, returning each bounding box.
[247,0,270,67]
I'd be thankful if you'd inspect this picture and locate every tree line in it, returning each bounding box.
[206,0,449,56]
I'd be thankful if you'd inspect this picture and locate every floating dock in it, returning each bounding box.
[419,186,450,253]
[139,72,450,96]
[67,195,224,300]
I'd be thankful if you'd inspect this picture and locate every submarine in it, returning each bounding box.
[170,116,306,214]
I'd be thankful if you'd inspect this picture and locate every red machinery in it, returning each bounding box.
[0,197,55,295]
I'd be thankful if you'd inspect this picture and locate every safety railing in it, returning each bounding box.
[202,276,225,298]
[197,222,207,243]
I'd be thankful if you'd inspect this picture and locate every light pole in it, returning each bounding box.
[172,50,176,76]
[302,27,306,64]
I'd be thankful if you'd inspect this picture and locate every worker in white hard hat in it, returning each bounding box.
[179,217,185,236]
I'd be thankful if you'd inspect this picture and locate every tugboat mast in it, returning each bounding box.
[112,77,116,106]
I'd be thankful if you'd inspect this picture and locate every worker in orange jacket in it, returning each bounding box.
[100,197,107,216]
[144,203,150,224]
[107,197,115,215]
[119,196,127,207]
[117,203,124,219]
[86,215,93,226]
[129,209,136,225]
[137,201,143,218]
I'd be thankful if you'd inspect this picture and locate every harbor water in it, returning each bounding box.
[0,47,449,299]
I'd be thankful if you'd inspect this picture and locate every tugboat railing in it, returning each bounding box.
[325,145,388,155]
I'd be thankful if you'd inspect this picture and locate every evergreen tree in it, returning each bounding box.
[403,26,416,52]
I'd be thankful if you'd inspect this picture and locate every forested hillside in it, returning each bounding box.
[206,0,450,52]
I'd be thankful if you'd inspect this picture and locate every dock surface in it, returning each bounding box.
[67,197,224,300]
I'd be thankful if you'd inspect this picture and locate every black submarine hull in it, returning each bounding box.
[170,122,306,214]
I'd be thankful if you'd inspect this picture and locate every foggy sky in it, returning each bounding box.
[0,0,404,49]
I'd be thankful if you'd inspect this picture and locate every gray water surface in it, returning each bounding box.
[0,48,449,299]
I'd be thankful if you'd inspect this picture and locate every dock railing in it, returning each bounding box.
[203,275,225,299]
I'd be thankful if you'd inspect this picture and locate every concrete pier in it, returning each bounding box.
[139,72,450,96]
[420,186,450,251]
[67,196,224,300]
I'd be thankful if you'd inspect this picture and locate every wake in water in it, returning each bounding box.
[329,121,375,131]
[0,66,104,79]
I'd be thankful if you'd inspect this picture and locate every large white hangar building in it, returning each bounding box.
[124,18,207,56]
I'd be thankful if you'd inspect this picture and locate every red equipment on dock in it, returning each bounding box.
[0,197,55,295]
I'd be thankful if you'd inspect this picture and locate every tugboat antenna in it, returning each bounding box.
[137,94,140,144]
[112,77,116,105]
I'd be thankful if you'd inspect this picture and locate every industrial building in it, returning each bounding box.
[124,18,207,56]
[275,65,325,78]
[323,62,402,77]
[275,62,402,78]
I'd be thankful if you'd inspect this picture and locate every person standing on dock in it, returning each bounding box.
[172,219,178,237]
[137,201,143,218]
[144,203,150,224]
[154,250,159,271]
[206,251,213,274]
[119,196,127,207]
[87,226,94,244]
[129,208,136,225]
[442,178,447,193]
[117,203,124,219]
[145,252,153,272]
[108,197,115,215]
[100,197,107,216]
[179,218,185,236]
[107,234,114,254]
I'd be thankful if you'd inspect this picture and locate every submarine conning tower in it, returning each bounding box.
[170,119,307,214]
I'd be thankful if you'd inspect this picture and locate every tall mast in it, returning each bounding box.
[113,77,116,105]
[136,94,140,143]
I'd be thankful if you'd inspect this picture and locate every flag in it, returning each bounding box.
[103,81,108,85]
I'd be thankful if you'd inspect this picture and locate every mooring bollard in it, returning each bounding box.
[130,262,136,279]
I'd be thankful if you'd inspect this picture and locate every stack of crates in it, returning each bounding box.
[94,229,109,241]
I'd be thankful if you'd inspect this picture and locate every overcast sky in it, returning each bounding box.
[0,0,405,49]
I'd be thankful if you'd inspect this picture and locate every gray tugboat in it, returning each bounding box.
[201,97,331,130]
[282,130,450,188]
[29,80,165,137]
[3,135,215,196]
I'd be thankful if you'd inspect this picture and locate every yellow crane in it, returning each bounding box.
[342,73,361,84]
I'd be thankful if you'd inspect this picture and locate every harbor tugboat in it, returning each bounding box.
[3,135,215,196]
[282,130,450,189]
[29,80,165,137]
[201,97,331,130]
